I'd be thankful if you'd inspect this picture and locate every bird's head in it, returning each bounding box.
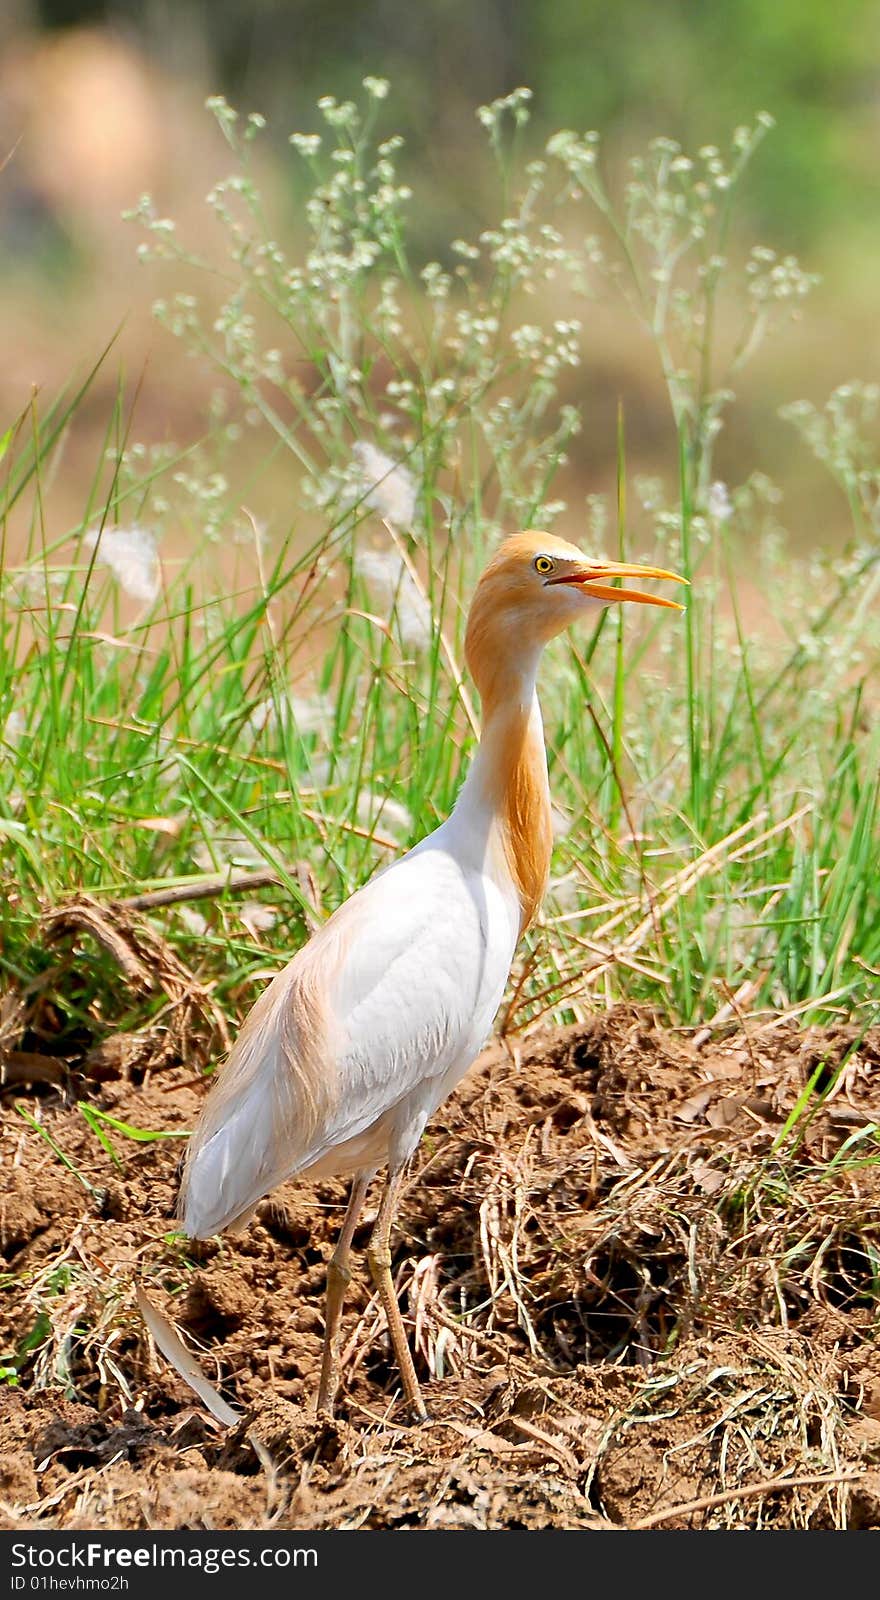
[465,531,686,695]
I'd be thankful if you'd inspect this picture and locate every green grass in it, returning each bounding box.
[1,87,879,1075]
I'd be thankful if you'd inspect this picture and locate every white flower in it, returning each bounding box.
[707,482,733,523]
[83,525,160,603]
[355,548,432,651]
[352,441,417,531]
[290,132,321,157]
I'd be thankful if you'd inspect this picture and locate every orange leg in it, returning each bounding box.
[366,1165,428,1421]
[316,1173,370,1417]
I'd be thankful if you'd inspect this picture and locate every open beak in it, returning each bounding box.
[548,560,688,610]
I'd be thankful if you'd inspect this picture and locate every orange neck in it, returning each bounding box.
[460,660,553,936]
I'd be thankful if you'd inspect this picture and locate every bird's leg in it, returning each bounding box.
[366,1165,428,1421]
[316,1172,370,1418]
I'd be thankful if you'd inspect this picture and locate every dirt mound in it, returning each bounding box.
[2,1008,879,1529]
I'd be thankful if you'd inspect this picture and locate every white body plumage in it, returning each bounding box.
[180,695,542,1239]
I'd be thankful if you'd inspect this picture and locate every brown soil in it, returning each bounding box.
[2,1008,880,1531]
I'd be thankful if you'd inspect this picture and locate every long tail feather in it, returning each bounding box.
[136,1283,240,1426]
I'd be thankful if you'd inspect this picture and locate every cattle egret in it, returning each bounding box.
[180,532,685,1419]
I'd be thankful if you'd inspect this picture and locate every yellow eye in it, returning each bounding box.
[534,555,554,575]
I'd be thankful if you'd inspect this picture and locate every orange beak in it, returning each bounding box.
[548,560,688,610]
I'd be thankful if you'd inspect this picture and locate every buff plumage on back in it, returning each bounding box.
[179,920,346,1237]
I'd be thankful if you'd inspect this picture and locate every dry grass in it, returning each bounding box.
[2,1009,879,1529]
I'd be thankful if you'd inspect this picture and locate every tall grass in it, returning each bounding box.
[1,85,878,1060]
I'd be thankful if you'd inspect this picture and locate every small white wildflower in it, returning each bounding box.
[707,481,733,523]
[352,441,417,530]
[83,526,160,604]
[362,75,389,100]
[636,476,664,512]
[355,548,432,651]
[290,131,321,156]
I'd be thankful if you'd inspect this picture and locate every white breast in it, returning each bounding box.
[302,824,520,1176]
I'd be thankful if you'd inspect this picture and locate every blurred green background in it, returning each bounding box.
[2,0,879,548]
